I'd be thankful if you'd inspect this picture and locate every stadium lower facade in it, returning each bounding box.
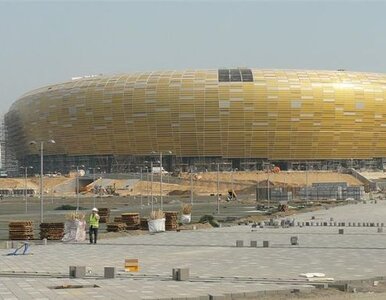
[5,69,386,174]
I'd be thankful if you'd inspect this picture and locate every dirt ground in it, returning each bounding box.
[130,171,363,197]
[0,171,363,197]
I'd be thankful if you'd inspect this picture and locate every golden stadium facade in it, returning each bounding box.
[5,68,386,171]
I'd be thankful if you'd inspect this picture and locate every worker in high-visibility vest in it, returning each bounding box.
[89,208,100,244]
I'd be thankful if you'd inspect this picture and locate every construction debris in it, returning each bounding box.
[140,218,148,230]
[9,221,34,240]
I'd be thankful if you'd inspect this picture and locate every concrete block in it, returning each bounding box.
[263,241,269,248]
[339,229,344,235]
[104,267,116,279]
[371,223,375,227]
[250,240,257,247]
[236,240,244,247]
[382,223,384,227]
[208,294,225,300]
[341,222,345,227]
[290,236,298,245]
[69,266,86,278]
[172,268,189,281]
[323,222,328,226]
[305,222,309,226]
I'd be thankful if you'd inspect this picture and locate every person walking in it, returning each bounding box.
[89,207,100,244]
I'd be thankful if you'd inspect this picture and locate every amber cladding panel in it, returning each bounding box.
[5,69,386,161]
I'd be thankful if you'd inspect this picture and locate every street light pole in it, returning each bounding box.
[190,165,194,205]
[151,151,172,211]
[150,161,154,212]
[24,167,27,213]
[140,166,143,209]
[217,163,220,214]
[75,165,84,211]
[30,139,55,224]
[40,141,44,222]
[21,166,32,214]
[160,152,163,210]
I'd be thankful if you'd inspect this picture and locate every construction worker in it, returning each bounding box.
[89,208,100,244]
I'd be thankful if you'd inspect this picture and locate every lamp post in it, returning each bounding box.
[190,165,194,205]
[150,161,154,212]
[20,166,33,213]
[140,166,143,209]
[29,139,55,223]
[75,165,85,211]
[89,167,100,208]
[216,163,220,214]
[151,151,172,211]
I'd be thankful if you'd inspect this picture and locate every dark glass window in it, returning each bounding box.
[218,68,253,82]
[218,69,230,82]
[240,69,253,82]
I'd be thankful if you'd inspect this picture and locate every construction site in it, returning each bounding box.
[1,169,386,299]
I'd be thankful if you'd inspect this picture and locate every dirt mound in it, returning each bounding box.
[168,189,190,196]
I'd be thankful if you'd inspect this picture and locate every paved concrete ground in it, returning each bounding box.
[1,201,386,299]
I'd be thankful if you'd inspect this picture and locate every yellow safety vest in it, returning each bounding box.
[89,214,99,228]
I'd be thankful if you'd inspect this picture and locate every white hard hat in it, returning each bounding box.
[92,207,98,212]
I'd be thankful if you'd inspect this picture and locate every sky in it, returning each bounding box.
[1,0,386,115]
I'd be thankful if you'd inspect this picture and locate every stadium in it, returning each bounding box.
[5,68,386,173]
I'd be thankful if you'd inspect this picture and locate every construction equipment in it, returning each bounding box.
[278,203,289,212]
[227,189,237,201]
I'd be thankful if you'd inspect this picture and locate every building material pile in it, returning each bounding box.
[106,223,127,232]
[140,218,148,230]
[164,211,178,231]
[114,216,123,223]
[9,221,34,240]
[39,222,64,240]
[121,213,140,230]
[98,208,110,223]
[62,212,86,243]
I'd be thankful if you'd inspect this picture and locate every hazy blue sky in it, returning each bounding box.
[1,1,386,115]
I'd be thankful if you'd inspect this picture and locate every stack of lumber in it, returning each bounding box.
[140,218,148,230]
[98,208,110,223]
[164,211,178,231]
[39,222,64,240]
[114,216,123,223]
[106,223,127,232]
[121,213,140,230]
[9,221,34,240]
